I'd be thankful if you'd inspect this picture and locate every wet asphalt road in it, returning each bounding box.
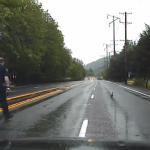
[8,81,82,97]
[1,80,150,141]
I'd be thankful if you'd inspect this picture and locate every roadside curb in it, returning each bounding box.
[7,81,84,100]
[10,83,50,89]
[107,80,150,98]
[0,88,72,120]
[10,80,84,89]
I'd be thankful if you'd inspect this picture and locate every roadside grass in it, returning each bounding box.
[127,78,150,89]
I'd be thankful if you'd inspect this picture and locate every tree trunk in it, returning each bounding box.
[145,68,150,88]
[146,78,148,88]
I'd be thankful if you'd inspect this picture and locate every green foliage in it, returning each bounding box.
[0,0,85,85]
[103,24,150,87]
[69,58,86,80]
[86,68,94,76]
[133,78,144,86]
[102,68,109,80]
[132,78,150,89]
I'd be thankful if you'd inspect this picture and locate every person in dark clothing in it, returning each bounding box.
[0,57,13,121]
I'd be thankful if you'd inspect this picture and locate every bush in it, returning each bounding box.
[133,78,144,86]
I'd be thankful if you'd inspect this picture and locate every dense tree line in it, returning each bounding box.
[0,0,86,85]
[86,69,94,76]
[102,24,150,87]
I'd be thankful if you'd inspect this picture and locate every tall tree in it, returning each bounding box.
[0,0,86,85]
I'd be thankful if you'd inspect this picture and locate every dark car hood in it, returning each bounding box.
[0,137,150,150]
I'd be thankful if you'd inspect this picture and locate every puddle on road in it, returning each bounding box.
[103,86,144,141]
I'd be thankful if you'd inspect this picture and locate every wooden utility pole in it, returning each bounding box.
[105,44,108,68]
[103,44,111,68]
[119,12,132,84]
[109,52,110,65]
[113,16,115,55]
[107,14,120,55]
[125,12,127,84]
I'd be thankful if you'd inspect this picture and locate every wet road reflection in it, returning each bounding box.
[103,85,143,141]
[19,89,89,138]
[1,80,150,142]
[20,98,73,138]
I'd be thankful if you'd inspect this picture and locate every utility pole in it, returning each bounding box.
[119,12,132,84]
[105,45,108,68]
[107,14,120,55]
[100,55,105,70]
[110,50,119,54]
[109,52,110,65]
[125,12,127,84]
[110,43,119,51]
[103,44,111,68]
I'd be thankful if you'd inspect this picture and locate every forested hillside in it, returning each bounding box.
[84,57,105,76]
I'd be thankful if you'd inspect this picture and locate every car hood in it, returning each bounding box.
[0,137,150,150]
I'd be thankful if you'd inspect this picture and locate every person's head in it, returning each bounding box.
[0,57,4,65]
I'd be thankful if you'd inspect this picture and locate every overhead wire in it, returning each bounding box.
[116,0,131,35]
[115,0,143,51]
[116,14,124,35]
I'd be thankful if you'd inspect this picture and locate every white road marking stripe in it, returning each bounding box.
[79,119,88,137]
[109,81,150,98]
[94,88,95,90]
[91,95,94,98]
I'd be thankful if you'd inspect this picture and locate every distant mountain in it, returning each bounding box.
[84,57,106,76]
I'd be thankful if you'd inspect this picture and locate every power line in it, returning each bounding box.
[116,15,124,35]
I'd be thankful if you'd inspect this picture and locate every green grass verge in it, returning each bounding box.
[128,78,150,89]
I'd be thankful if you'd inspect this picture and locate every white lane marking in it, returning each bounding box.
[79,119,88,137]
[34,86,41,88]
[94,88,95,90]
[91,94,94,98]
[108,81,150,98]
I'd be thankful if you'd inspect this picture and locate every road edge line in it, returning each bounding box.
[107,81,150,98]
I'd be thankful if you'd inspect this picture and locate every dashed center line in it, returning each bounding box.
[91,95,94,98]
[79,119,88,137]
[94,88,95,90]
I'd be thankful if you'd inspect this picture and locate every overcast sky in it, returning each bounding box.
[39,0,149,65]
